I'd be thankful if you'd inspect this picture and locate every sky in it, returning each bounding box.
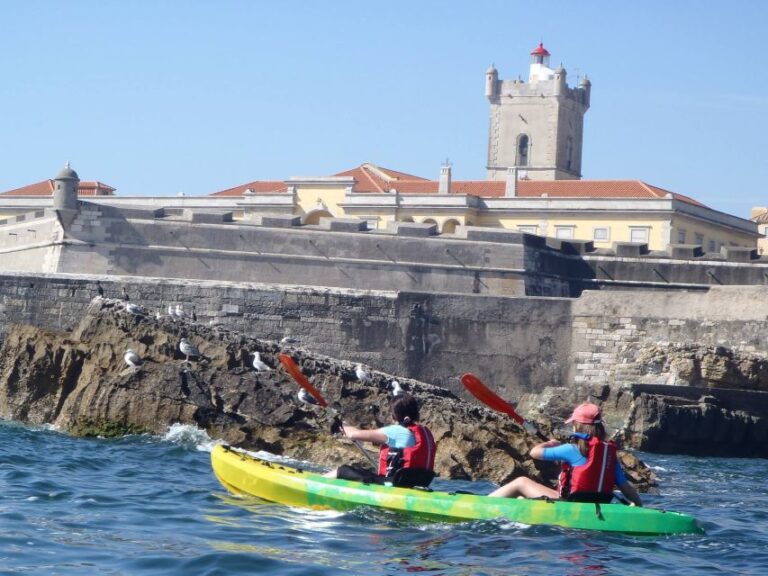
[1,1,767,217]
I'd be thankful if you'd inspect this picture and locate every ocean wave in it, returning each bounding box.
[162,423,222,452]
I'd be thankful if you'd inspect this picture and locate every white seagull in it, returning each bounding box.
[355,363,371,384]
[179,338,200,362]
[252,352,270,371]
[167,304,176,319]
[124,349,143,370]
[125,303,144,315]
[280,336,298,346]
[390,380,404,396]
[297,388,318,405]
[175,304,185,319]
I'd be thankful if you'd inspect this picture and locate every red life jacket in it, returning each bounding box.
[378,424,436,478]
[558,436,617,500]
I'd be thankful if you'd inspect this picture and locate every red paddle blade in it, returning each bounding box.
[460,373,524,424]
[278,353,328,408]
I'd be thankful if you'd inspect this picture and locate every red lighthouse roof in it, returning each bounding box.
[530,42,550,56]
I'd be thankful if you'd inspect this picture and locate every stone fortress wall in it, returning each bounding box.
[0,272,573,394]
[2,272,768,401]
[2,202,768,300]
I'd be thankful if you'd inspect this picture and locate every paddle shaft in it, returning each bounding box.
[278,354,378,468]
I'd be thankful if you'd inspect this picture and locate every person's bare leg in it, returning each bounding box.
[488,477,558,499]
[323,469,338,478]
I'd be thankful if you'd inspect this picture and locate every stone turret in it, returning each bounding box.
[53,162,80,211]
[486,43,591,181]
[485,64,498,99]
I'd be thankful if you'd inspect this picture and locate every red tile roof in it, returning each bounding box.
[0,180,116,197]
[210,181,288,197]
[207,163,707,208]
[333,164,429,193]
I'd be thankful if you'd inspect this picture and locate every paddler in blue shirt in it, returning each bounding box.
[488,402,642,506]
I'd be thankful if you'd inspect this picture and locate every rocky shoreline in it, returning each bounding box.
[0,298,656,492]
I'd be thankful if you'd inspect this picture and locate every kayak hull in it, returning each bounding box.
[211,445,702,535]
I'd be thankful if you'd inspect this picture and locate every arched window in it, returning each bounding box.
[516,134,529,167]
[442,219,460,234]
[303,209,333,225]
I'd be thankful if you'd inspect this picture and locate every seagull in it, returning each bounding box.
[124,349,143,370]
[121,287,130,301]
[252,352,270,371]
[179,338,200,362]
[191,306,197,322]
[125,303,144,315]
[355,363,371,383]
[155,310,162,320]
[96,281,104,298]
[390,380,404,396]
[280,336,298,346]
[167,304,176,318]
[175,304,185,319]
[297,388,318,405]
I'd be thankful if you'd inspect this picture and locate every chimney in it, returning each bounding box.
[438,163,452,194]
[505,167,518,197]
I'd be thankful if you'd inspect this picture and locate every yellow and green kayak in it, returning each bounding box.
[211,445,702,535]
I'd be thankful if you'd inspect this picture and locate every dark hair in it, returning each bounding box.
[391,394,420,426]
[573,421,607,457]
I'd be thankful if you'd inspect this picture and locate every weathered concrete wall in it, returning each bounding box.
[0,273,573,397]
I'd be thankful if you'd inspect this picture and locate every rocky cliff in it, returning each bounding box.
[0,298,654,491]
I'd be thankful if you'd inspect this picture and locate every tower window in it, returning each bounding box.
[516,134,529,167]
[565,137,573,171]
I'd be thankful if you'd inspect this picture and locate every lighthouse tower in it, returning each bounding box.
[485,43,591,181]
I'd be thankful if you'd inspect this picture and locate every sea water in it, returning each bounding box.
[0,420,766,575]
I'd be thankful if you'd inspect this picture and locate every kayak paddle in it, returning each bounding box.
[278,353,377,468]
[460,373,548,441]
[278,353,328,407]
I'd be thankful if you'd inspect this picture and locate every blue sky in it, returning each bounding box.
[1,1,766,217]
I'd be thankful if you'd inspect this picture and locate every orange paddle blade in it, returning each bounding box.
[460,373,524,424]
[278,353,328,408]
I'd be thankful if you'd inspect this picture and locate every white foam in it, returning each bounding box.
[162,423,222,452]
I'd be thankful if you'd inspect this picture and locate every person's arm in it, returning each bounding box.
[617,480,642,507]
[341,424,387,445]
[529,439,561,460]
[613,460,642,506]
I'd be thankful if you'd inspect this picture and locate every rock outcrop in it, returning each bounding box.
[0,298,655,491]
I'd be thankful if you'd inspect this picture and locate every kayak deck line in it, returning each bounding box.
[211,444,704,536]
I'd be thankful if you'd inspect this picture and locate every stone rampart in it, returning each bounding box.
[0,272,573,396]
[570,287,768,392]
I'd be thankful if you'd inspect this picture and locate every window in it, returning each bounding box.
[555,226,575,239]
[677,230,686,244]
[593,227,609,241]
[694,233,704,246]
[629,227,649,243]
[516,134,529,167]
[518,225,538,234]
[708,239,716,252]
[364,218,379,230]
[565,136,573,171]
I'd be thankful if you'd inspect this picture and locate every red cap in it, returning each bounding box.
[530,42,550,56]
[565,402,602,424]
